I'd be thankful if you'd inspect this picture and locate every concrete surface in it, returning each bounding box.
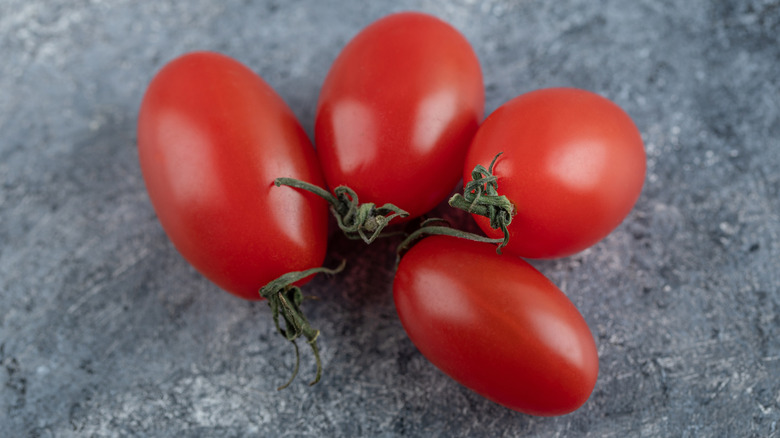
[1,0,779,436]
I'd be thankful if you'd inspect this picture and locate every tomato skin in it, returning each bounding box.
[137,52,328,300]
[393,236,599,416]
[465,88,646,258]
[316,12,484,219]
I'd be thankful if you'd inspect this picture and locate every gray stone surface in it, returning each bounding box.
[1,0,779,436]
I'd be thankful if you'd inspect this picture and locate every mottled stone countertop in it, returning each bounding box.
[2,1,779,436]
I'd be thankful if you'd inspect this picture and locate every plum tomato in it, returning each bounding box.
[315,12,485,220]
[393,235,599,416]
[137,51,329,300]
[462,87,646,258]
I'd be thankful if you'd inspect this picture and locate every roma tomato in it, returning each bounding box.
[316,12,484,220]
[137,52,328,301]
[463,87,646,258]
[393,235,599,416]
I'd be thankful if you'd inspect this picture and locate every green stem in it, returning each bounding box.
[275,178,409,244]
[259,260,346,389]
[396,222,504,264]
[448,152,516,253]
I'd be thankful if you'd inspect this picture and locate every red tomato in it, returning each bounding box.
[393,235,599,416]
[316,12,484,220]
[464,88,646,258]
[137,52,328,300]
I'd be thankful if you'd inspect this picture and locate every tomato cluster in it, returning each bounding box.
[137,11,645,415]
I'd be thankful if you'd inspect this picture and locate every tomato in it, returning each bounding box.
[393,235,599,416]
[315,12,484,220]
[463,88,646,258]
[137,51,328,301]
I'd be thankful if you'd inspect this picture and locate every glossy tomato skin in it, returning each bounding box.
[393,236,599,416]
[138,52,328,300]
[316,12,484,220]
[465,87,646,258]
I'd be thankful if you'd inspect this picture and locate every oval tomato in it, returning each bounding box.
[393,235,599,416]
[464,87,646,258]
[315,12,484,220]
[137,51,328,300]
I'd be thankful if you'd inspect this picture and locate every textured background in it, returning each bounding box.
[2,0,779,436]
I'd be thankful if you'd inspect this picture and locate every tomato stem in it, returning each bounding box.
[275,178,409,244]
[396,218,504,264]
[448,152,516,253]
[259,260,346,389]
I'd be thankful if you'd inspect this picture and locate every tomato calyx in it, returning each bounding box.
[448,152,516,252]
[275,178,409,244]
[259,260,346,390]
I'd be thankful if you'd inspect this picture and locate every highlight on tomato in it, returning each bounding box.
[137,51,338,388]
[393,235,599,416]
[313,11,485,222]
[451,87,646,259]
